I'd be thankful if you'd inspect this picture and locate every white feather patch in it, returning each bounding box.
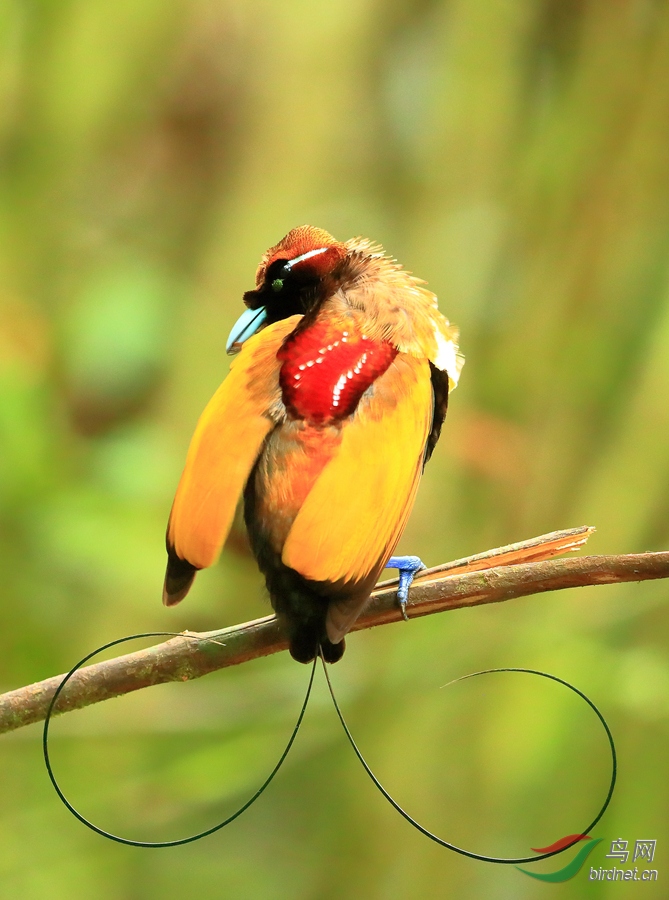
[432,323,463,387]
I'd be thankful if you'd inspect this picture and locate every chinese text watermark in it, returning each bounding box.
[589,838,658,882]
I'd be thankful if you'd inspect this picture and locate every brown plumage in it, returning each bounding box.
[163,226,463,662]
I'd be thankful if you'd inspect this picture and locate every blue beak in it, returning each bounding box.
[226,306,268,355]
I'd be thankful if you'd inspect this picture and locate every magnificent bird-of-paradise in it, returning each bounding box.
[163,226,463,663]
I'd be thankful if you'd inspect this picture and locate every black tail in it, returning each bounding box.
[163,544,198,606]
[253,552,346,664]
[290,625,345,664]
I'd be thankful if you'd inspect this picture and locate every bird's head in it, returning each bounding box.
[227,226,346,354]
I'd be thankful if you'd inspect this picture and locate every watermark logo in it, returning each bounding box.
[517,835,601,883]
[517,836,658,883]
[590,838,658,882]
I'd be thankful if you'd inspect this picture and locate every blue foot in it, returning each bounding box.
[385,555,426,620]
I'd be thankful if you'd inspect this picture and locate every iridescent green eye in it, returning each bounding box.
[271,278,284,293]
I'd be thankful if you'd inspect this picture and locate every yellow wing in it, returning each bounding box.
[281,354,432,637]
[167,316,299,572]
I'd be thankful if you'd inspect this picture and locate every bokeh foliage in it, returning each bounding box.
[1,0,668,897]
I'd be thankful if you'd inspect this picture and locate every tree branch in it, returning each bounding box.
[2,526,668,735]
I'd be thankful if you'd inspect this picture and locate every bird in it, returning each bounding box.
[162,225,463,664]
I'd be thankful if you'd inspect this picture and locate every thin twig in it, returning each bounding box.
[1,527,667,735]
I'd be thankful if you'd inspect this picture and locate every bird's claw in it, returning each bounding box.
[386,555,426,620]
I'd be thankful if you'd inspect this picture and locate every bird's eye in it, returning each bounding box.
[271,278,284,293]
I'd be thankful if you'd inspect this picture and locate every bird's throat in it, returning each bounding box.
[278,320,397,424]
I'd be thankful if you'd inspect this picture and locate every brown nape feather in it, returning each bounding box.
[163,545,198,606]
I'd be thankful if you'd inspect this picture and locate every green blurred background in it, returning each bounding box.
[1,0,668,897]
